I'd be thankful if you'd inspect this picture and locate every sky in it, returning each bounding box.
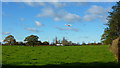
[1,2,116,43]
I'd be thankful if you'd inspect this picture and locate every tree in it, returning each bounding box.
[62,37,68,45]
[61,37,72,46]
[82,42,86,45]
[55,37,58,44]
[53,37,59,45]
[3,35,16,45]
[24,35,39,47]
[58,40,61,44]
[42,41,49,45]
[68,41,72,46]
[0,42,1,45]
[101,1,120,45]
[35,41,42,45]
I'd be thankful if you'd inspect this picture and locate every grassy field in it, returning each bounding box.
[2,45,119,68]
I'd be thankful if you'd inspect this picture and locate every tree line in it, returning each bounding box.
[2,35,49,46]
[101,1,120,45]
[1,35,102,46]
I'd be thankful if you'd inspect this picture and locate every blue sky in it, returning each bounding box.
[2,2,116,43]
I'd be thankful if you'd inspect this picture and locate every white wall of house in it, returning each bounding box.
[56,44,63,46]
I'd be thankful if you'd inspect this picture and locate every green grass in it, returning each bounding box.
[2,45,118,67]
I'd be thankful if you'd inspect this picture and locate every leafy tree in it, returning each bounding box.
[53,37,58,45]
[24,35,39,46]
[3,35,16,45]
[61,37,72,46]
[101,1,120,45]
[82,42,86,45]
[62,37,68,45]
[0,42,1,45]
[34,41,42,45]
[14,42,19,45]
[58,40,61,44]
[68,41,72,46]
[42,41,49,45]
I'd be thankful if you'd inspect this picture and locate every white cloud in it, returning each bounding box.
[54,17,61,21]
[49,2,66,8]
[37,7,80,23]
[35,21,43,27]
[64,13,80,23]
[24,2,34,6]
[20,18,25,21]
[37,8,54,17]
[23,2,66,8]
[83,14,96,21]
[2,32,11,35]
[22,2,88,10]
[83,5,107,22]
[56,27,79,32]
[25,28,39,32]
[24,2,46,7]
[87,5,105,15]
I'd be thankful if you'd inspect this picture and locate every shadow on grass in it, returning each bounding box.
[2,62,120,68]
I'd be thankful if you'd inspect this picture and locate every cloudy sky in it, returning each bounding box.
[2,2,116,43]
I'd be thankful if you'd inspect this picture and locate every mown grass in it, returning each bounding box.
[2,45,119,68]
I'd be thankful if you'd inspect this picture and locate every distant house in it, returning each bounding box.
[56,44,63,46]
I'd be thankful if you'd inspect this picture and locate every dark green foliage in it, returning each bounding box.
[81,42,86,45]
[42,41,49,45]
[3,35,16,45]
[35,41,42,45]
[24,35,39,46]
[101,1,120,45]
[0,42,1,45]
